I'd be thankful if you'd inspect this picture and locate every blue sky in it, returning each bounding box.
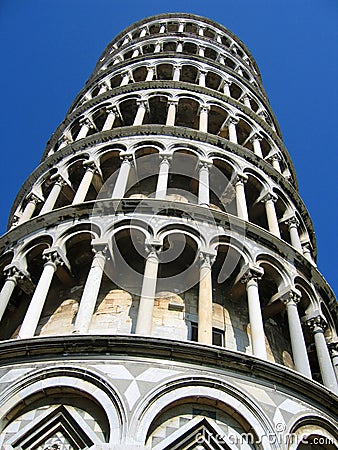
[0,0,337,294]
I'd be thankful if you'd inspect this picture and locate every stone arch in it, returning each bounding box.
[209,156,236,213]
[243,170,268,230]
[167,148,200,203]
[287,415,338,450]
[0,366,125,447]
[256,254,293,366]
[210,237,250,351]
[175,95,200,129]
[180,63,199,83]
[132,376,277,449]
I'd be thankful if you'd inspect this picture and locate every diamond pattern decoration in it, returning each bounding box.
[90,363,182,410]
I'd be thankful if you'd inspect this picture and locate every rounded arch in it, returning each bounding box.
[0,365,126,445]
[287,415,338,450]
[131,376,277,449]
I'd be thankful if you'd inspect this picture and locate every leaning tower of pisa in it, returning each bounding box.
[0,13,337,449]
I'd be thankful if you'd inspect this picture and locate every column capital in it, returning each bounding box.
[136,98,148,109]
[3,263,34,294]
[274,286,302,306]
[59,134,72,145]
[199,159,212,170]
[159,153,172,164]
[242,93,251,101]
[42,248,67,270]
[26,192,41,205]
[82,159,98,172]
[285,215,300,229]
[145,239,162,260]
[120,153,133,164]
[92,240,109,260]
[267,152,282,162]
[167,98,179,106]
[199,104,210,113]
[261,191,278,203]
[328,339,338,357]
[105,104,119,116]
[305,314,328,334]
[223,78,232,86]
[3,264,26,283]
[50,173,66,187]
[199,251,216,269]
[250,132,263,142]
[79,117,94,128]
[241,263,264,284]
[234,172,248,184]
[146,65,155,72]
[227,115,239,125]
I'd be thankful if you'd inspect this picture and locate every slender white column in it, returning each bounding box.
[112,155,133,199]
[219,55,225,65]
[198,162,210,206]
[237,66,243,76]
[73,246,107,333]
[176,41,183,52]
[223,80,231,96]
[102,106,117,131]
[234,173,249,220]
[198,253,214,345]
[155,155,171,200]
[307,316,338,393]
[329,341,338,381]
[18,250,62,339]
[98,82,109,95]
[122,35,130,45]
[262,192,281,238]
[178,22,184,33]
[120,71,131,86]
[133,99,147,125]
[39,176,65,215]
[166,100,178,126]
[18,193,40,224]
[173,65,181,81]
[159,24,166,33]
[72,162,97,205]
[269,154,282,172]
[0,266,26,322]
[282,290,312,377]
[242,94,251,108]
[154,42,161,53]
[241,265,267,359]
[302,243,314,262]
[286,216,302,252]
[228,116,239,144]
[199,70,206,87]
[198,46,205,57]
[76,117,94,140]
[58,134,72,150]
[145,66,155,81]
[199,105,209,132]
[198,26,205,36]
[135,246,160,335]
[132,48,139,58]
[251,133,263,158]
[139,28,147,38]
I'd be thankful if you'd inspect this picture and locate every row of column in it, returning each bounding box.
[1,246,336,392]
[121,23,241,52]
[68,101,276,169]
[13,157,310,259]
[109,39,250,79]
[86,64,261,114]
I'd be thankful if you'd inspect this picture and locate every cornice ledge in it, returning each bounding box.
[0,335,336,414]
